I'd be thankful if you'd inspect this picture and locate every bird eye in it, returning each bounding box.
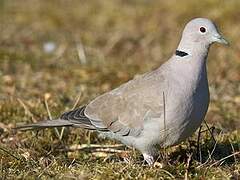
[200,27,206,33]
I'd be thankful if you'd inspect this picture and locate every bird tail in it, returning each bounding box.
[14,119,95,131]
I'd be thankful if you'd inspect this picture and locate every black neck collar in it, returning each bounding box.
[175,50,189,57]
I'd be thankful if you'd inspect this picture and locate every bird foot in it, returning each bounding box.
[143,153,155,166]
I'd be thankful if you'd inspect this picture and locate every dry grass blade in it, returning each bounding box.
[230,142,237,163]
[44,96,61,140]
[91,148,127,153]
[184,153,193,180]
[59,144,126,153]
[17,98,37,123]
[76,41,87,64]
[37,160,57,178]
[71,93,82,110]
[209,151,240,168]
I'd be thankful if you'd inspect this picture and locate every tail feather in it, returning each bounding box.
[14,106,99,131]
[14,119,95,131]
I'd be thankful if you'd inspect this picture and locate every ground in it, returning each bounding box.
[0,0,239,179]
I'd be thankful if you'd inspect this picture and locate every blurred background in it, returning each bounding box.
[0,0,239,178]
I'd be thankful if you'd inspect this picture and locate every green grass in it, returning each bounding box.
[0,0,239,179]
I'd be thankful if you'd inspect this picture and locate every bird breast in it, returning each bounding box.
[163,65,210,146]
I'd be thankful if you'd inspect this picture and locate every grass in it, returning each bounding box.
[0,0,239,179]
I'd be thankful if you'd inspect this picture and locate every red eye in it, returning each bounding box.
[200,27,206,33]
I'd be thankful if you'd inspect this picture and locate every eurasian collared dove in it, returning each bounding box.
[15,18,228,165]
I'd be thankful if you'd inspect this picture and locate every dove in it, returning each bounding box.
[15,18,228,165]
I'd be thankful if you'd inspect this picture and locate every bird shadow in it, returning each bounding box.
[166,137,239,167]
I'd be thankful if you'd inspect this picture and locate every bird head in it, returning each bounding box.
[181,18,229,47]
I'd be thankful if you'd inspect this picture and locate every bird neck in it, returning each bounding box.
[168,39,210,84]
[176,39,210,61]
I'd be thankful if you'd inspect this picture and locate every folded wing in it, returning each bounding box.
[85,69,166,137]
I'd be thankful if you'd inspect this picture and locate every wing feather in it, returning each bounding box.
[85,69,166,137]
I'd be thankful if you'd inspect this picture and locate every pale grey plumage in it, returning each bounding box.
[15,18,228,165]
[85,69,167,137]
